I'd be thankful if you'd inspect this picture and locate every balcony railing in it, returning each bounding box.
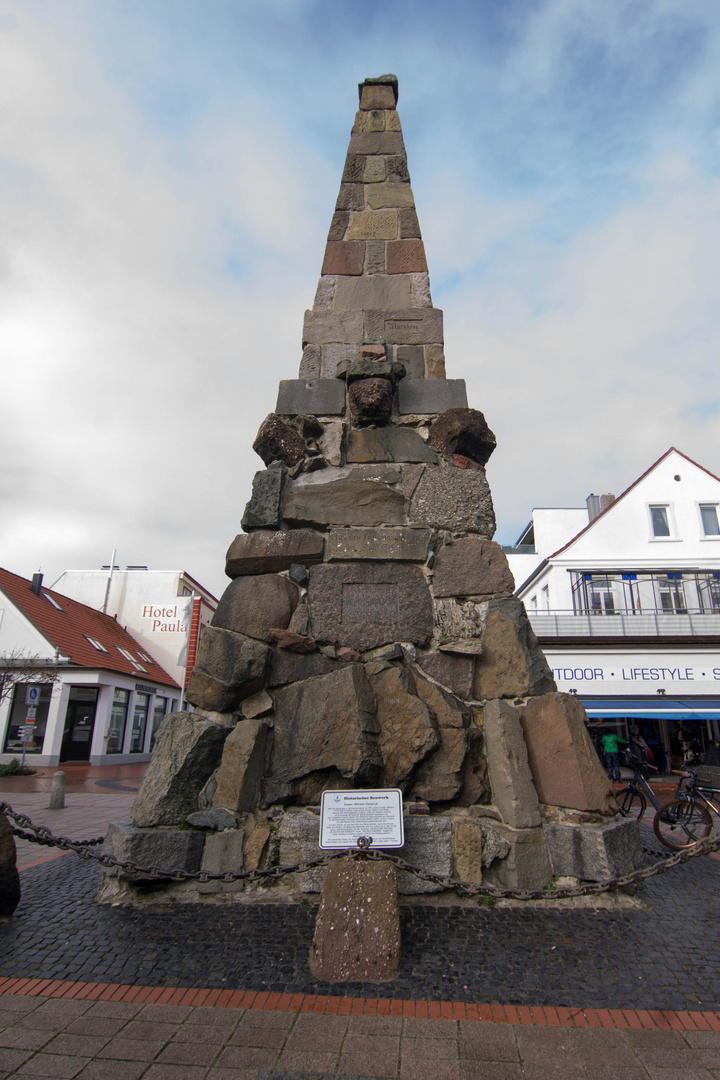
[526,608,720,638]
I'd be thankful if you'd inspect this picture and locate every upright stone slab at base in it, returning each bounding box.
[0,813,20,919]
[309,855,401,982]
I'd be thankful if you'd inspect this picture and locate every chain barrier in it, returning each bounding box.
[2,800,718,902]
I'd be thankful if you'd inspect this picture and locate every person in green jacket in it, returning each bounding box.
[600,729,628,782]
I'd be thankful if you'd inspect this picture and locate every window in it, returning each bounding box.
[3,683,52,754]
[541,585,550,612]
[136,651,154,664]
[698,573,720,613]
[650,506,671,537]
[84,636,109,653]
[130,693,150,753]
[107,688,129,753]
[43,593,64,611]
[700,505,720,537]
[659,574,687,614]
[150,696,168,750]
[116,647,147,673]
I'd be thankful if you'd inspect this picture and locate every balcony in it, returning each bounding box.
[526,608,720,639]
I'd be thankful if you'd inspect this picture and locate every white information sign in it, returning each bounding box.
[319,789,404,850]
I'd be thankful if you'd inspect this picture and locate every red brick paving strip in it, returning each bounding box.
[1,981,719,1032]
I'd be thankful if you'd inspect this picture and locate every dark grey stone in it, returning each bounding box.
[186,808,240,830]
[0,812,20,918]
[225,529,324,577]
[346,426,437,464]
[418,650,475,699]
[326,526,432,561]
[131,713,230,828]
[428,407,497,465]
[409,463,496,535]
[276,378,346,416]
[483,699,541,829]
[186,626,268,713]
[282,472,406,528]
[543,816,643,881]
[101,822,206,880]
[473,598,556,700]
[212,574,299,644]
[241,467,286,531]
[308,562,433,652]
[395,815,453,894]
[267,649,343,687]
[395,345,425,378]
[398,379,467,414]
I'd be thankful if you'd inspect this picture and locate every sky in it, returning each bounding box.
[1,0,720,601]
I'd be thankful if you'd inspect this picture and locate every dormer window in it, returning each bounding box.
[84,636,109,653]
[116,647,147,673]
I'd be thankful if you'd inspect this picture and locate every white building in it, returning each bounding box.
[51,567,217,693]
[0,569,181,766]
[505,448,720,769]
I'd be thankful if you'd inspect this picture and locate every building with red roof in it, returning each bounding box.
[0,568,181,765]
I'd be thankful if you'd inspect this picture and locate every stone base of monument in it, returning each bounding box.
[95,803,643,906]
[0,812,21,920]
[308,855,401,982]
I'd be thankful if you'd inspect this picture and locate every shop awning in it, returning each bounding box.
[581,697,720,721]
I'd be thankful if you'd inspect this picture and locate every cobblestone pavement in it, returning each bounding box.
[1,826,719,1010]
[1,990,720,1080]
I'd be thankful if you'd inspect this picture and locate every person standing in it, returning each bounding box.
[600,728,627,782]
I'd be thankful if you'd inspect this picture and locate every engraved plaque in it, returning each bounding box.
[342,583,399,623]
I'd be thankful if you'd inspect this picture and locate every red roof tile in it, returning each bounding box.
[0,568,179,688]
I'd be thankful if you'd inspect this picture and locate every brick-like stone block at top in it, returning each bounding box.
[212,573,299,643]
[359,80,398,110]
[308,561,434,652]
[520,693,618,815]
[322,241,366,276]
[386,239,427,273]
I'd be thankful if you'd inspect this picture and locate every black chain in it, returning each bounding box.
[2,800,718,901]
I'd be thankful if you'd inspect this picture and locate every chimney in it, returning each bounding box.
[587,493,615,522]
[30,572,43,596]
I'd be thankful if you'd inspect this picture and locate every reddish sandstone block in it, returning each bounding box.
[359,83,397,110]
[386,239,427,273]
[322,241,366,276]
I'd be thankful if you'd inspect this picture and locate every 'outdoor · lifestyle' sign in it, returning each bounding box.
[319,789,404,850]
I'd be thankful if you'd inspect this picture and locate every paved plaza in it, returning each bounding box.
[1,769,720,1078]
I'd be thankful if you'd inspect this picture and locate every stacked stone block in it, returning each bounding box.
[97,76,641,906]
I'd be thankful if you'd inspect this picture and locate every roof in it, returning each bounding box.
[549,447,720,560]
[0,568,179,688]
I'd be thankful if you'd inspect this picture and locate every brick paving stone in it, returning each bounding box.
[205,1069,258,1080]
[340,1051,400,1076]
[645,1070,715,1080]
[234,1011,294,1030]
[137,1003,194,1023]
[400,1058,460,1080]
[687,1034,720,1048]
[142,1066,210,1079]
[75,1061,147,1080]
[460,1064,522,1080]
[156,1040,223,1065]
[0,996,40,1014]
[0,1049,33,1071]
[348,1016,403,1035]
[227,1024,287,1048]
[213,1044,280,1069]
[63,1017,127,1038]
[16,1052,90,1077]
[0,1026,55,1050]
[96,1037,167,1060]
[83,1002,143,1020]
[272,1049,340,1072]
[42,1033,113,1056]
[401,1036,459,1060]
[402,1018,457,1038]
[582,1069,648,1080]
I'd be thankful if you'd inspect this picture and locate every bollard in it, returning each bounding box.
[48,770,66,810]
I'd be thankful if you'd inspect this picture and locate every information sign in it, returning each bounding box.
[19,727,35,743]
[26,686,40,705]
[319,789,404,850]
[26,707,37,720]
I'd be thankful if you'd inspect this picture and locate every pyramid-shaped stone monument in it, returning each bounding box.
[99,75,641,905]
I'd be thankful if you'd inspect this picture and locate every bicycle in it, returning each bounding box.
[615,760,668,819]
[653,765,720,850]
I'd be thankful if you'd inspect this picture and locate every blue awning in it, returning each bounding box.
[582,697,720,721]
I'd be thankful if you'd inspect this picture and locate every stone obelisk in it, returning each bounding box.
[99,75,641,907]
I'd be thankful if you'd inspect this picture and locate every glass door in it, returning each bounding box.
[60,688,99,762]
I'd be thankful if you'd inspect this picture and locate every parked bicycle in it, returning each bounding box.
[653,766,720,850]
[615,759,667,819]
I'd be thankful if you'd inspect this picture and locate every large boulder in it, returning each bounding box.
[212,574,299,643]
[262,665,382,804]
[473,599,556,700]
[308,561,433,652]
[409,463,496,536]
[520,693,618,814]
[432,537,515,599]
[186,627,268,713]
[483,699,541,829]
[409,673,469,803]
[212,720,270,813]
[131,713,229,827]
[368,666,439,788]
[427,407,497,466]
[101,822,206,879]
[543,814,643,881]
[0,813,20,919]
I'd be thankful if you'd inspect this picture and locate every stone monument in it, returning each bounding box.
[98,75,641,905]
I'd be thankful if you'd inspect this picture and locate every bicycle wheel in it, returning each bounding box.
[616,786,646,819]
[653,798,713,850]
